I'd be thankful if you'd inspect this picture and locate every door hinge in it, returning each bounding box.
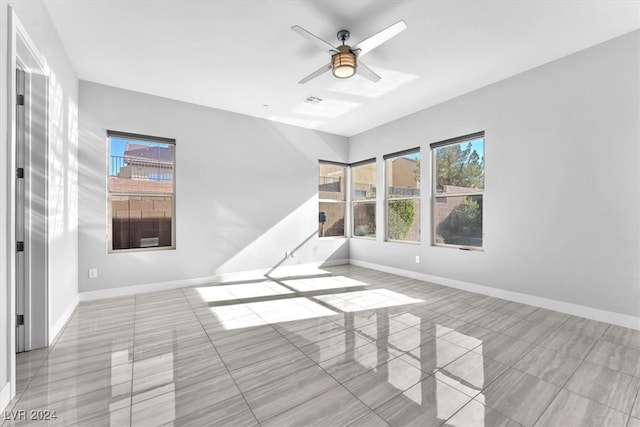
[17,94,24,106]
[17,315,24,326]
[16,167,24,179]
[17,241,24,252]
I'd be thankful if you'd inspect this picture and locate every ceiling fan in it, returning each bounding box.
[291,20,407,84]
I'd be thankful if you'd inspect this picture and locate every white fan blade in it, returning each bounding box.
[356,60,381,83]
[299,63,332,84]
[352,20,407,57]
[291,25,337,55]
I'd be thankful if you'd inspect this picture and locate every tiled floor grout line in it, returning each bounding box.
[57,318,132,337]
[179,287,263,427]
[9,361,134,412]
[239,276,373,425]
[562,323,640,415]
[8,327,57,412]
[127,338,221,407]
[13,352,49,399]
[627,386,640,427]
[527,319,592,427]
[402,341,489,427]
[326,341,426,420]
[448,312,571,427]
[529,323,618,427]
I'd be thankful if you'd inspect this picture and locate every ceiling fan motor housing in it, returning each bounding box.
[337,30,350,43]
[332,45,357,78]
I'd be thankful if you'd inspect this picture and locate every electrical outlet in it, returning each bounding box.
[88,268,98,279]
[415,255,420,264]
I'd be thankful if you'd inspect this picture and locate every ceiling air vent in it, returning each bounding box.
[304,96,323,104]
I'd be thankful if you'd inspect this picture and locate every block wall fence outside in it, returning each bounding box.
[109,176,173,193]
[110,177,174,249]
[318,202,345,237]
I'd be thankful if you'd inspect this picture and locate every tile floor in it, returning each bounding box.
[3,265,640,426]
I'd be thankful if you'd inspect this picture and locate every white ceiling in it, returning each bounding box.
[43,0,640,137]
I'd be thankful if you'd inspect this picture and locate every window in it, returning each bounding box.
[351,159,376,238]
[432,132,484,249]
[318,161,346,237]
[384,148,420,242]
[108,131,175,251]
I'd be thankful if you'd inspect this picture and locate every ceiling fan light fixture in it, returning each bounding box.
[293,21,406,84]
[331,48,356,79]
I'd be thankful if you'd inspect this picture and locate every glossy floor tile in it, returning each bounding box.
[565,361,640,414]
[261,385,370,427]
[446,398,524,427]
[471,333,534,366]
[437,350,509,398]
[628,417,640,427]
[512,346,581,387]
[342,356,428,409]
[585,340,640,377]
[558,315,610,338]
[242,365,340,422]
[539,327,599,359]
[601,325,640,351]
[534,389,628,427]
[480,368,560,426]
[319,341,394,383]
[5,264,639,426]
[374,374,473,426]
[502,319,556,344]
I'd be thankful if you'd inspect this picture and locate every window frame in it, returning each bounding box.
[107,130,176,253]
[318,160,347,239]
[350,158,377,239]
[431,131,484,251]
[384,148,421,243]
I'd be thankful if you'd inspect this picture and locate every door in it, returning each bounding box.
[15,67,26,353]
[14,62,48,352]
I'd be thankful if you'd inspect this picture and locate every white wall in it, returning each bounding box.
[349,30,640,321]
[0,0,79,410]
[78,82,349,294]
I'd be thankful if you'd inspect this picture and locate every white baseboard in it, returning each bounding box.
[74,257,639,331]
[49,294,80,345]
[0,381,11,413]
[79,260,350,301]
[79,274,219,301]
[320,259,350,268]
[218,259,349,283]
[350,259,640,330]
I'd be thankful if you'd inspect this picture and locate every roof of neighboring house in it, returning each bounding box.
[124,144,173,166]
[393,157,417,164]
